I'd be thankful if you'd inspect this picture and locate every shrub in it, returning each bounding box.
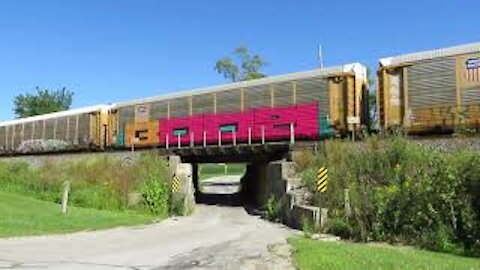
[326,218,351,239]
[170,192,186,216]
[141,178,168,217]
[298,136,480,256]
[265,195,282,222]
[421,224,456,253]
[301,216,315,238]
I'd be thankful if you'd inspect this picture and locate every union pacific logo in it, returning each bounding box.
[464,58,480,83]
[466,58,480,69]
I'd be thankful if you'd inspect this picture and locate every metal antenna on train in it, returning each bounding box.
[318,44,324,69]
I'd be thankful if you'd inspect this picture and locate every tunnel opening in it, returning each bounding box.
[169,143,293,213]
[193,163,247,207]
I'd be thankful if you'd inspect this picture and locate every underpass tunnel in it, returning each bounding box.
[172,144,292,210]
[192,162,247,206]
[190,160,288,210]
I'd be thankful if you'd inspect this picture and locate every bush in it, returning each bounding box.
[265,195,282,222]
[421,224,456,253]
[170,192,186,216]
[142,178,168,217]
[326,218,352,240]
[302,216,316,238]
[298,136,480,256]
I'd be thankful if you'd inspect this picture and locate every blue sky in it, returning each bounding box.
[0,1,478,120]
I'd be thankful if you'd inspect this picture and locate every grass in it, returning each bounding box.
[199,163,246,180]
[0,191,155,237]
[288,238,480,270]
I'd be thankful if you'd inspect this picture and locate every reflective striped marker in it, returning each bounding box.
[172,175,181,193]
[317,167,328,193]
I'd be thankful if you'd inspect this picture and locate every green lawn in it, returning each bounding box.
[199,163,246,180]
[289,238,480,270]
[0,191,155,237]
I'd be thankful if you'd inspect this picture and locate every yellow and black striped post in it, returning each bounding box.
[172,174,180,193]
[317,167,328,193]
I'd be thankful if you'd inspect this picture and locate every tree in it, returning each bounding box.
[214,46,267,82]
[366,67,378,130]
[13,87,74,118]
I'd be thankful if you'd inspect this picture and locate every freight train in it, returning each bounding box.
[1,42,479,156]
[0,63,368,155]
[378,42,480,134]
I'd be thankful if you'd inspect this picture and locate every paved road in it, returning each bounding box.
[200,175,242,194]
[0,177,296,270]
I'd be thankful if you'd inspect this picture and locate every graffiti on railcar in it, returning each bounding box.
[410,104,480,126]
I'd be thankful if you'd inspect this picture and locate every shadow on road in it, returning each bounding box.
[195,192,243,207]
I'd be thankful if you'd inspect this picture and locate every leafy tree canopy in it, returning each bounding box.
[214,46,267,82]
[13,87,74,118]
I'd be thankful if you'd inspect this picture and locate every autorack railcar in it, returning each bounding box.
[110,63,368,148]
[0,105,112,154]
[378,42,480,134]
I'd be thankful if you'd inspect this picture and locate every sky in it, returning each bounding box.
[0,1,478,120]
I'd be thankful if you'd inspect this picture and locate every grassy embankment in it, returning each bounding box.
[0,153,177,237]
[289,238,480,270]
[0,191,154,237]
[296,136,480,256]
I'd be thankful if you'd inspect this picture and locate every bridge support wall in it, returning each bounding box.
[168,155,196,215]
[242,159,321,229]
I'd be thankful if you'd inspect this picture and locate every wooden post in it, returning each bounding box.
[344,189,351,217]
[320,208,328,228]
[62,180,71,214]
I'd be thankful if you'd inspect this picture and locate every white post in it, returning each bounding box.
[248,127,252,145]
[321,208,329,228]
[261,125,265,145]
[166,134,169,149]
[203,131,207,147]
[62,180,70,214]
[190,132,194,147]
[290,122,295,144]
[233,131,237,146]
[177,134,181,149]
[218,130,222,146]
[344,189,352,217]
